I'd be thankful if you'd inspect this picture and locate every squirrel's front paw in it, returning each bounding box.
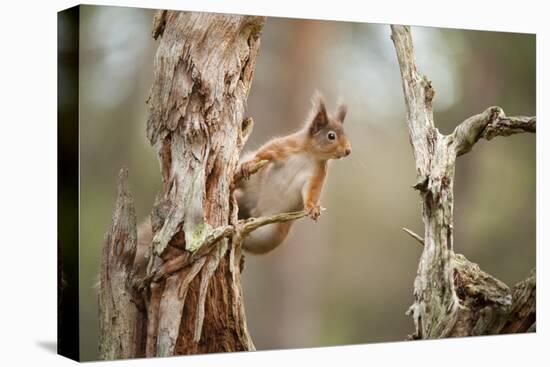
[306,204,321,221]
[239,162,252,180]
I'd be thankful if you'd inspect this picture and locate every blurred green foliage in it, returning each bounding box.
[77,6,535,360]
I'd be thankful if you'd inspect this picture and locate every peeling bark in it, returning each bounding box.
[391,25,536,340]
[99,11,265,359]
[144,10,265,356]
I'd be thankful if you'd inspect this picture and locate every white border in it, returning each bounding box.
[0,0,546,366]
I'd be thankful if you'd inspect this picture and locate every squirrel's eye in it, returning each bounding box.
[327,131,336,141]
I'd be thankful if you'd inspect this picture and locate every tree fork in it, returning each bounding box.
[391,25,536,339]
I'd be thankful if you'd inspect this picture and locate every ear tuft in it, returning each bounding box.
[336,103,347,122]
[309,90,328,134]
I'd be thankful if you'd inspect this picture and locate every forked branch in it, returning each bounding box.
[390,25,437,180]
[391,24,535,339]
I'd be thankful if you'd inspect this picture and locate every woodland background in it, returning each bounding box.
[77,5,535,361]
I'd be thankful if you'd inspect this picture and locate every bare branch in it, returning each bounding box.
[240,210,311,235]
[484,115,536,140]
[402,227,424,246]
[453,106,504,156]
[391,23,536,340]
[140,209,313,287]
[453,106,536,156]
[390,25,438,179]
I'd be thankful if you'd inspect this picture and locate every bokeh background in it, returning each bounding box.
[78,5,536,361]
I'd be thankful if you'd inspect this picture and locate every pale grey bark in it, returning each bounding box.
[391,25,536,339]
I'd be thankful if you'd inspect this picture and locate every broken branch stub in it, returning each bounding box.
[99,169,145,360]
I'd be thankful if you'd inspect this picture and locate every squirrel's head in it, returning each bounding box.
[306,92,351,160]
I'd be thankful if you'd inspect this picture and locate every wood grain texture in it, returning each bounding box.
[99,11,265,359]
[144,10,265,356]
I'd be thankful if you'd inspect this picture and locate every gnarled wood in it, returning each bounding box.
[99,169,145,359]
[391,24,536,340]
[137,208,312,292]
[452,106,536,156]
[144,11,265,356]
[99,11,265,359]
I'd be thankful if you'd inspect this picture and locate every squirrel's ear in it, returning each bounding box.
[336,103,347,123]
[309,92,328,134]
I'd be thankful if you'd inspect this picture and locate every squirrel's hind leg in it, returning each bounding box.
[242,222,293,254]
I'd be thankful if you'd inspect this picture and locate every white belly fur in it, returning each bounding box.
[251,153,313,216]
[237,153,315,253]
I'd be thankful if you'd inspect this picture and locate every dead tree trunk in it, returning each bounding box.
[390,25,536,339]
[99,11,267,359]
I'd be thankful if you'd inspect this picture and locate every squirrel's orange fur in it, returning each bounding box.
[235,92,351,254]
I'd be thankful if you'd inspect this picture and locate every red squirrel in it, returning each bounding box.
[117,93,350,275]
[235,92,351,254]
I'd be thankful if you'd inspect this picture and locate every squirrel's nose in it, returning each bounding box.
[344,147,351,156]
